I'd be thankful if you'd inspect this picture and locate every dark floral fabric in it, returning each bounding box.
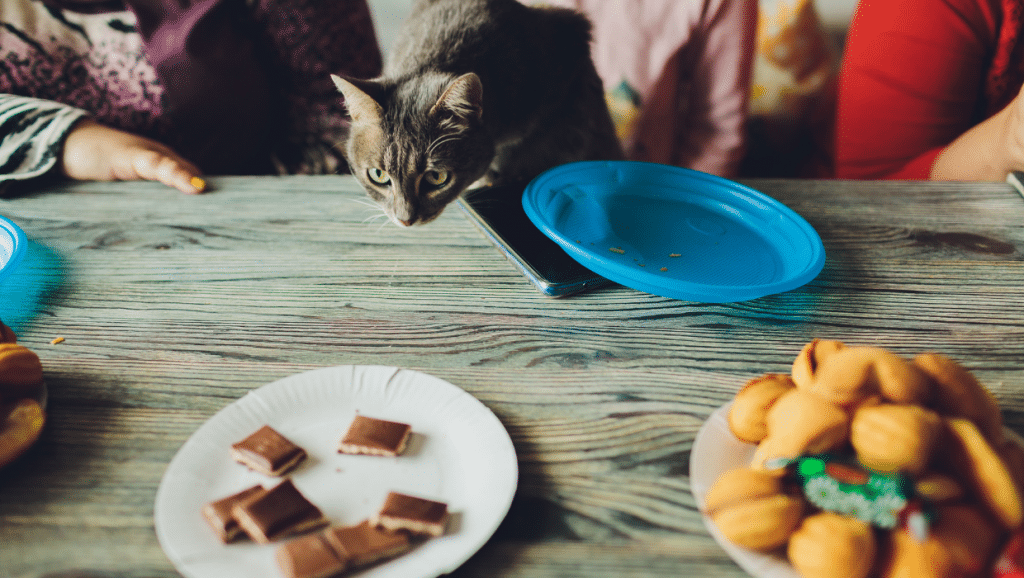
[0,0,382,179]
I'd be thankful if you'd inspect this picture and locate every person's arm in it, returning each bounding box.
[835,0,997,179]
[0,94,204,193]
[929,84,1024,180]
[0,94,88,182]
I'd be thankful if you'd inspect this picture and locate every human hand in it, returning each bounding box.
[60,119,206,194]
[1001,85,1024,172]
[931,84,1024,181]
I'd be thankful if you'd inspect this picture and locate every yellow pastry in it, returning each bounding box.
[943,417,1022,529]
[850,403,941,475]
[0,343,44,401]
[913,473,964,503]
[808,346,930,407]
[704,467,804,551]
[883,504,1001,578]
[787,512,876,578]
[791,339,845,389]
[751,389,849,469]
[0,319,15,344]
[0,398,45,468]
[728,373,795,444]
[914,352,1003,444]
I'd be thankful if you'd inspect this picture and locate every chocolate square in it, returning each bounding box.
[231,479,329,544]
[323,520,411,567]
[231,425,307,476]
[202,484,267,543]
[275,533,348,578]
[338,415,411,457]
[373,492,449,537]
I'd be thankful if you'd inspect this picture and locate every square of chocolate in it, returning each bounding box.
[231,425,307,476]
[338,415,411,457]
[323,520,411,567]
[231,479,329,544]
[372,492,449,537]
[202,484,267,543]
[275,533,348,578]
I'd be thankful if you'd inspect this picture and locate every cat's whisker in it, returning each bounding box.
[349,199,385,211]
[426,136,460,155]
[343,195,380,207]
[362,212,390,225]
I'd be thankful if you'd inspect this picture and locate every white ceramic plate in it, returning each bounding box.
[154,366,519,578]
[689,403,798,578]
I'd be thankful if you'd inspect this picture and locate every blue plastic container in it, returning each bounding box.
[0,215,26,284]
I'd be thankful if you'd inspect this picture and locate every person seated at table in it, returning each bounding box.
[0,0,382,194]
[834,0,1024,181]
[519,0,758,178]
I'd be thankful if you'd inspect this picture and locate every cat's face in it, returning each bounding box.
[333,73,495,227]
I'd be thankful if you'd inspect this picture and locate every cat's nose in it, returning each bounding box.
[398,218,414,227]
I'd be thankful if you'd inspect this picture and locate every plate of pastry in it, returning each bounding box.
[154,365,519,578]
[690,342,1024,578]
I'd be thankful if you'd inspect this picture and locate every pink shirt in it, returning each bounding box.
[524,0,757,177]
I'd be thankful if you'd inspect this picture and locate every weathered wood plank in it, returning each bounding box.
[2,176,1024,578]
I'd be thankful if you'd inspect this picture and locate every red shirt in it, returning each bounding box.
[835,0,1024,179]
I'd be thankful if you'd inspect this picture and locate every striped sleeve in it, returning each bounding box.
[0,94,88,182]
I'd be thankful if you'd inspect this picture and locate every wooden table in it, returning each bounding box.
[1,176,1022,578]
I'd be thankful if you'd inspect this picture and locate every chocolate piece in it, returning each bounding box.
[373,492,449,537]
[324,520,411,567]
[231,425,307,476]
[338,415,412,457]
[275,533,348,578]
[202,484,267,542]
[231,479,329,544]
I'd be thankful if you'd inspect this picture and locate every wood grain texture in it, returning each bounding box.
[1,176,1023,577]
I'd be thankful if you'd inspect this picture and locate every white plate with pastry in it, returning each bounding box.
[689,403,800,578]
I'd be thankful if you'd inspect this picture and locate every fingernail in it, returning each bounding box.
[189,176,207,192]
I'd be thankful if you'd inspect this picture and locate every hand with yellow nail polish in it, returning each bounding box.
[60,118,206,194]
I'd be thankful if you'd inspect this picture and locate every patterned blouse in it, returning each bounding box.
[0,0,382,184]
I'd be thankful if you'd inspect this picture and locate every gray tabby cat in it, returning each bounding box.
[332,0,623,227]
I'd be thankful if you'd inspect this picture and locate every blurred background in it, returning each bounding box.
[366,0,861,179]
[366,0,859,55]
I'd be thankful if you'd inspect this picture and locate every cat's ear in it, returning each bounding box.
[429,73,483,123]
[332,74,383,124]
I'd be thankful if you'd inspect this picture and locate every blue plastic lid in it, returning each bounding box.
[522,161,826,303]
[0,215,27,283]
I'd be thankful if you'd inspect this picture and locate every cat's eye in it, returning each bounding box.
[367,168,391,185]
[423,169,450,188]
